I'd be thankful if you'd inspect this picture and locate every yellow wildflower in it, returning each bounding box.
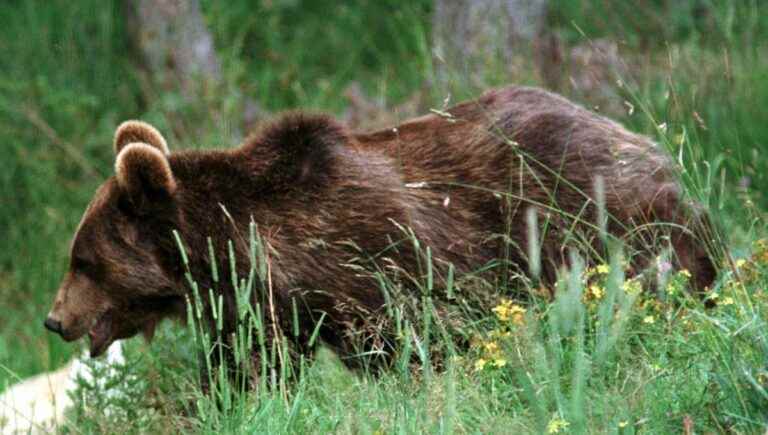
[474,358,487,372]
[492,299,526,325]
[643,315,655,324]
[588,284,605,300]
[754,239,768,263]
[619,421,629,428]
[493,357,507,368]
[622,279,642,295]
[642,299,662,311]
[735,258,747,269]
[721,296,735,306]
[547,417,570,434]
[492,299,511,320]
[484,341,499,354]
[679,269,691,278]
[596,264,610,274]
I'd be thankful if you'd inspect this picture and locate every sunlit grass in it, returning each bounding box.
[60,234,768,433]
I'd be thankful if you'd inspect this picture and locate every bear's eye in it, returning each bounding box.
[72,255,96,274]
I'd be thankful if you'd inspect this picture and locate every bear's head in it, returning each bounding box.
[44,121,186,357]
[44,115,346,357]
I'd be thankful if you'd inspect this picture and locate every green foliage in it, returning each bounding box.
[201,0,433,111]
[61,240,768,433]
[1,0,768,433]
[0,0,139,379]
[551,0,768,47]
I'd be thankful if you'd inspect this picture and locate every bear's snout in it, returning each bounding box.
[44,306,90,342]
[43,317,62,335]
[43,312,81,340]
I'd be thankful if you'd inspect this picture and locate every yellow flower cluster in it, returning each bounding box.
[474,339,508,371]
[584,263,610,281]
[584,263,646,302]
[758,372,768,386]
[706,290,737,306]
[547,416,570,434]
[492,299,526,325]
[474,358,487,371]
[622,278,642,295]
[666,269,691,296]
[585,283,605,301]
[474,300,527,373]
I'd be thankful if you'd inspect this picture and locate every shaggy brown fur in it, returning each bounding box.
[45,86,716,372]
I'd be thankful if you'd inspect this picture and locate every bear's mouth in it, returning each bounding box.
[88,310,114,358]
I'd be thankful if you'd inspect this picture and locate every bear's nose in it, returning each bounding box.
[44,317,63,335]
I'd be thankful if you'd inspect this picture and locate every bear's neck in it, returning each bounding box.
[166,149,290,294]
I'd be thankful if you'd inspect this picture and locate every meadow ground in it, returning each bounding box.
[1,1,767,433]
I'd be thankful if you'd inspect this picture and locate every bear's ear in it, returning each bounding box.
[247,113,345,189]
[114,120,169,156]
[115,143,176,212]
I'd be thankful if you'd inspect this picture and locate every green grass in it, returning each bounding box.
[1,0,767,433]
[62,242,768,433]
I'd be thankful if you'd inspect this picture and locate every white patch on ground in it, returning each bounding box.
[0,342,124,434]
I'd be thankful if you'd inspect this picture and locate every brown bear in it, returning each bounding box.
[44,86,716,371]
